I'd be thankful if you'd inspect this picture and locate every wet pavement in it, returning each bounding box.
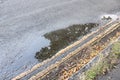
[98,60,120,80]
[98,40,120,80]
[0,0,120,79]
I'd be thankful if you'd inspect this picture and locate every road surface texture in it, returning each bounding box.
[98,60,120,80]
[0,0,120,79]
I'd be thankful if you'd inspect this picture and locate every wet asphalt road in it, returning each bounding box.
[0,0,120,79]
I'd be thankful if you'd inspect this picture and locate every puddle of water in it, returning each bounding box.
[35,23,98,61]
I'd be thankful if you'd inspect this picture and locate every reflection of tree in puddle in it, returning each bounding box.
[35,23,98,61]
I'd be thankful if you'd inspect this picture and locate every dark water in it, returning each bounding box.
[35,23,98,61]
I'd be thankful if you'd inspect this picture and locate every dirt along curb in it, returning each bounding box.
[69,37,120,80]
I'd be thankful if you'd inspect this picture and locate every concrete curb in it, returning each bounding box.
[69,37,120,80]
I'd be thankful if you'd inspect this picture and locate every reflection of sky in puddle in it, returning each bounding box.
[19,35,50,62]
[36,23,98,61]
